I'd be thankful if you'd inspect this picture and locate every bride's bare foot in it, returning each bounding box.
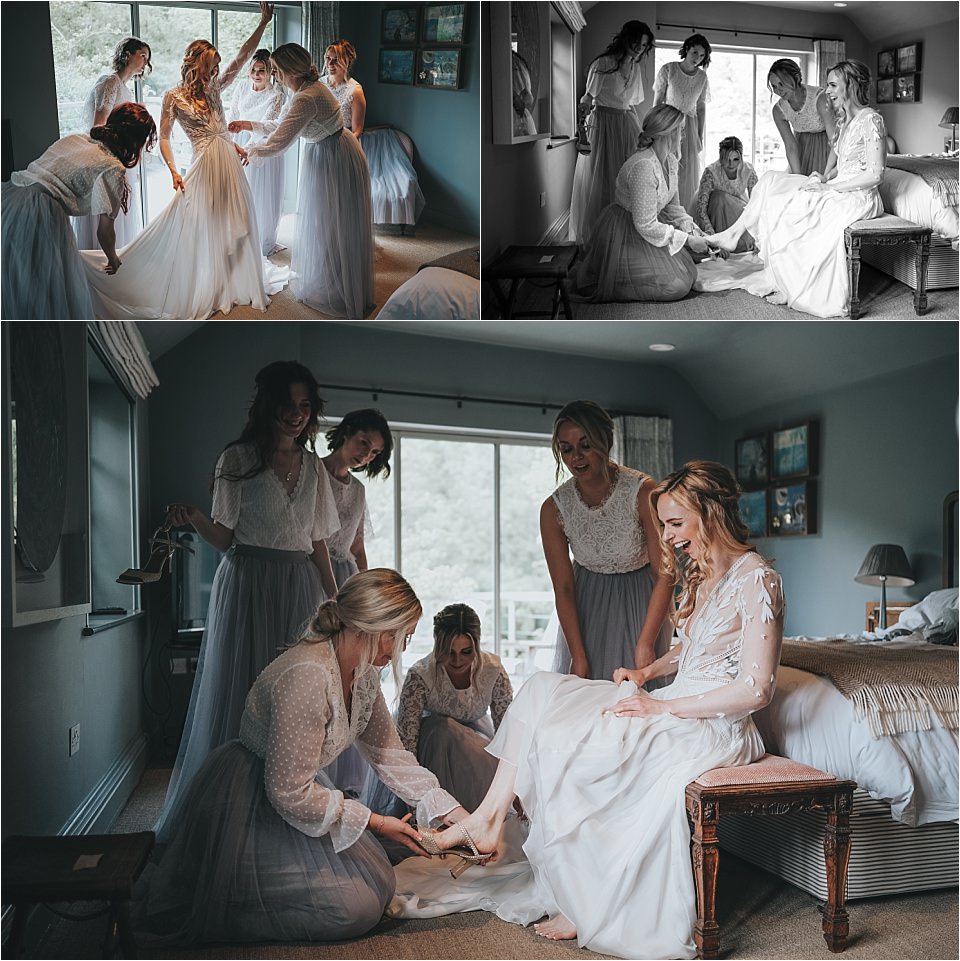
[764,290,788,306]
[432,813,501,858]
[534,913,578,940]
[707,228,741,253]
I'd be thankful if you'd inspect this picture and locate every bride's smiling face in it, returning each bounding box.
[657,493,703,561]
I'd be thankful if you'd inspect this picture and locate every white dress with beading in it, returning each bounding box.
[74,73,144,249]
[80,57,288,320]
[230,81,286,255]
[390,553,785,961]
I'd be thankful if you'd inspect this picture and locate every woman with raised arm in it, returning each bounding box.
[80,2,288,319]
[138,570,470,945]
[539,400,673,681]
[74,37,152,249]
[391,462,785,961]
[768,58,836,176]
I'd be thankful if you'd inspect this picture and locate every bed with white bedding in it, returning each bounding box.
[376,247,481,319]
[718,589,959,899]
[861,154,960,290]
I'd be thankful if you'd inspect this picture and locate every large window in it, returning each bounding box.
[654,44,814,176]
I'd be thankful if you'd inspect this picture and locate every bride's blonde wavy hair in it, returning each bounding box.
[179,40,219,114]
[651,461,753,624]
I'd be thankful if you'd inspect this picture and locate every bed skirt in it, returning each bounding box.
[717,789,958,900]
[860,236,959,291]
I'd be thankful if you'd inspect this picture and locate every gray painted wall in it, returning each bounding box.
[718,354,959,638]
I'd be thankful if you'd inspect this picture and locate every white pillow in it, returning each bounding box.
[896,588,958,630]
[376,267,480,320]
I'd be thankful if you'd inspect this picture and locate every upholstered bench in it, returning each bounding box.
[844,214,932,318]
[685,755,855,960]
[1,832,155,957]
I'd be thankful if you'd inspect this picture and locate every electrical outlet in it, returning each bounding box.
[539,191,547,208]
[171,657,188,675]
[69,723,80,757]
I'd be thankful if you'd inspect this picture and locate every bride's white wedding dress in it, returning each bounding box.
[390,552,784,960]
[80,65,287,320]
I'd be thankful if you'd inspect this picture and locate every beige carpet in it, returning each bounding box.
[32,767,958,960]
[220,216,478,321]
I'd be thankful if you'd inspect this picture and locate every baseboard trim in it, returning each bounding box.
[1,733,149,952]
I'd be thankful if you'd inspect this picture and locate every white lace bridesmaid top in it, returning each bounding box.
[81,73,134,130]
[396,652,514,754]
[553,465,652,574]
[776,85,826,133]
[584,54,644,109]
[230,80,285,144]
[835,108,886,185]
[10,134,127,217]
[695,159,758,233]
[616,149,701,255]
[674,552,785,723]
[324,470,371,563]
[323,76,360,129]
[211,443,340,551]
[247,81,344,165]
[653,61,710,117]
[239,639,459,852]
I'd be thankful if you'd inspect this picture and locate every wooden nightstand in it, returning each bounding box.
[865,601,913,632]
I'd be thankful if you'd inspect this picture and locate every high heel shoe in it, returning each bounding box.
[116,525,194,585]
[416,823,489,878]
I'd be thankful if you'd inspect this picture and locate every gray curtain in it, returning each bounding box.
[814,39,846,89]
[95,322,159,399]
[302,1,339,65]
[611,416,673,483]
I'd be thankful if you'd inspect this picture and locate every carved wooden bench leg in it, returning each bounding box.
[822,787,853,952]
[846,235,862,319]
[689,798,721,960]
[914,233,930,315]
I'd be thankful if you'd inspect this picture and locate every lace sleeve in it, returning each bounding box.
[746,165,758,197]
[210,446,243,530]
[653,64,667,103]
[89,167,127,218]
[396,670,428,753]
[247,92,316,163]
[311,458,342,542]
[862,111,887,179]
[695,167,717,233]
[623,156,687,254]
[355,688,460,827]
[92,75,123,123]
[489,668,514,731]
[267,86,286,122]
[159,90,177,143]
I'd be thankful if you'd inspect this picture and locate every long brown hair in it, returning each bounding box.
[179,39,218,114]
[651,461,753,623]
[90,102,157,172]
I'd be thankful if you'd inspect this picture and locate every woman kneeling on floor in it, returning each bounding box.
[136,569,469,945]
[575,104,714,303]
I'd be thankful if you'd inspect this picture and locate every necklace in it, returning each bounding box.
[274,448,300,483]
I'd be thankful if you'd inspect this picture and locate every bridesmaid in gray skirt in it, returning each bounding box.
[541,400,674,682]
[137,570,469,945]
[153,361,339,842]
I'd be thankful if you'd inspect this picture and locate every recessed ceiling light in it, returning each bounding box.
[834,2,847,7]
[649,343,675,352]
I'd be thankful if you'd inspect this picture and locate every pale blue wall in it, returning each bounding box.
[340,2,480,234]
[718,355,959,637]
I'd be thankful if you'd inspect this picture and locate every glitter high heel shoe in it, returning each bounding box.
[416,823,489,879]
[116,525,194,585]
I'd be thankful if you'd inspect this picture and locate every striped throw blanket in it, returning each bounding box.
[780,638,958,738]
[418,247,480,280]
[886,154,959,208]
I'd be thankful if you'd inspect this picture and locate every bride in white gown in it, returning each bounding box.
[80,2,287,320]
[390,461,785,961]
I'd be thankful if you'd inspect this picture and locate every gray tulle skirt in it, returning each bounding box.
[363,128,425,226]
[678,112,703,214]
[797,130,832,176]
[137,741,395,945]
[362,713,498,818]
[552,563,674,683]
[154,545,322,842]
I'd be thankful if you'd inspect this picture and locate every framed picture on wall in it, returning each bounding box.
[771,422,817,480]
[896,42,921,74]
[735,433,769,486]
[378,48,416,85]
[740,489,769,538]
[877,48,896,78]
[770,481,815,536]
[877,78,894,104]
[421,3,467,44]
[896,73,921,103]
[416,47,463,89]
[381,6,419,45]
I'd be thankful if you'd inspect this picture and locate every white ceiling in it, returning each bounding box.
[137,320,948,421]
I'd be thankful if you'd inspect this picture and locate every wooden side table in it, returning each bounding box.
[686,755,855,960]
[484,244,579,319]
[844,214,932,318]
[2,832,155,958]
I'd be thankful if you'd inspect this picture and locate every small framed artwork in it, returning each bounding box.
[895,73,921,103]
[771,422,817,480]
[421,3,467,44]
[381,6,419,45]
[378,48,416,85]
[876,78,894,104]
[770,481,815,537]
[416,47,463,89]
[735,433,769,486]
[740,489,769,539]
[877,49,896,78]
[896,42,921,74]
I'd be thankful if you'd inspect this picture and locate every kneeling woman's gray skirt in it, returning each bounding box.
[137,742,395,945]
[154,545,322,841]
[552,562,674,684]
[575,204,697,303]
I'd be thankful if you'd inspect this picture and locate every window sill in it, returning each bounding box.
[547,136,578,149]
[82,611,145,636]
